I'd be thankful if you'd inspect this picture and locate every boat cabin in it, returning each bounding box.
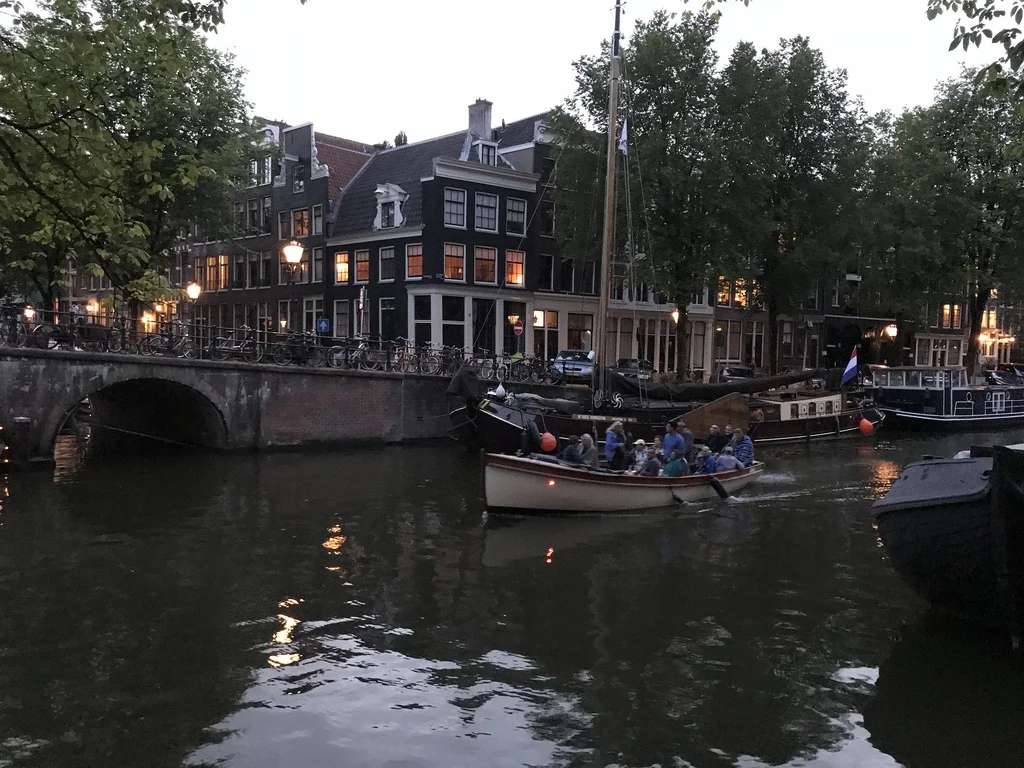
[873,365,1024,424]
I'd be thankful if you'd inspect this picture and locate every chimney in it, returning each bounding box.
[468,98,492,139]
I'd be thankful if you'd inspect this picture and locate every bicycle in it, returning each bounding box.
[209,325,263,363]
[140,320,199,358]
[0,303,29,347]
[272,330,326,367]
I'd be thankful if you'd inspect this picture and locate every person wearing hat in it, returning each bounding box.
[715,445,744,470]
[696,445,718,474]
[629,439,649,473]
[730,427,755,467]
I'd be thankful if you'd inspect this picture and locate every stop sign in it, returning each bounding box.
[513,320,524,336]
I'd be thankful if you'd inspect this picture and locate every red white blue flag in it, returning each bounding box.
[841,346,858,386]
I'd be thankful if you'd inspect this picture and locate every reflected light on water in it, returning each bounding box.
[267,653,301,668]
[273,614,300,644]
[545,546,554,565]
[277,597,302,608]
[322,524,347,553]
[871,461,902,497]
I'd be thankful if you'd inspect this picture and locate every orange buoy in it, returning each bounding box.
[859,418,875,436]
[540,431,558,452]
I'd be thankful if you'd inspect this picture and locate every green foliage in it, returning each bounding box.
[553,13,868,371]
[0,0,265,306]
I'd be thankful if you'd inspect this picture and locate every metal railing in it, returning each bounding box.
[0,305,568,382]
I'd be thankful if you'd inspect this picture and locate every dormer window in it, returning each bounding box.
[374,183,409,230]
[475,141,497,166]
[292,164,305,193]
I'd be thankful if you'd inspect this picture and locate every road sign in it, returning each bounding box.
[316,317,330,334]
[513,320,524,336]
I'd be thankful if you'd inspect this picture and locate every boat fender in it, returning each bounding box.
[752,409,764,422]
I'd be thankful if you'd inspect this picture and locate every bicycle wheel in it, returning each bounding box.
[32,323,60,350]
[139,334,161,356]
[419,353,441,375]
[359,349,382,371]
[272,343,292,365]
[479,359,494,380]
[308,346,327,368]
[241,341,263,363]
[2,320,27,347]
[107,331,124,353]
[328,346,348,369]
[179,338,199,359]
[210,339,229,362]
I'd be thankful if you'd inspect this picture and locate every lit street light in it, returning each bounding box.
[282,241,304,331]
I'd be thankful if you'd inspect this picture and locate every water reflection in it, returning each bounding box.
[0,435,1021,767]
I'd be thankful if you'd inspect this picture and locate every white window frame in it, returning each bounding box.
[473,246,498,285]
[379,246,396,283]
[443,243,466,283]
[312,247,324,284]
[335,252,350,285]
[474,192,499,233]
[506,197,527,236]
[291,208,309,238]
[443,188,467,229]
[505,250,525,288]
[354,249,370,285]
[312,204,323,236]
[406,243,423,281]
[302,295,324,332]
[333,299,350,339]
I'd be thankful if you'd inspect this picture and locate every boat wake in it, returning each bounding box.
[755,472,798,485]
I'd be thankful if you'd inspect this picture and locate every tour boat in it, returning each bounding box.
[484,452,765,513]
[872,365,1024,430]
[873,443,1024,645]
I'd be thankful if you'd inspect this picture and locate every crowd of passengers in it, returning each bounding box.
[555,420,754,476]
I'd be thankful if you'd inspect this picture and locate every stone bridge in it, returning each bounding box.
[0,348,572,466]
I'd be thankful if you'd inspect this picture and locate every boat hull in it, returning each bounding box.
[880,408,1024,431]
[483,453,764,513]
[873,446,1024,638]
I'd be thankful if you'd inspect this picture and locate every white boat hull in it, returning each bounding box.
[483,454,764,513]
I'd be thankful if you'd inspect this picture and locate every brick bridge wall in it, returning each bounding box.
[0,348,582,465]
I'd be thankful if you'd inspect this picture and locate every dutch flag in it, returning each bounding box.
[841,346,858,386]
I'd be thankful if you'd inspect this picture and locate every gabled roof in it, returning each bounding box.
[493,112,549,148]
[314,133,374,202]
[332,130,468,235]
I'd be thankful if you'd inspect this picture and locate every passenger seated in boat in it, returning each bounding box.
[705,425,729,454]
[661,449,689,477]
[637,445,662,477]
[661,421,685,461]
[696,446,718,474]
[577,433,599,467]
[605,421,628,470]
[715,445,744,471]
[730,428,754,467]
[558,435,582,464]
[629,439,649,473]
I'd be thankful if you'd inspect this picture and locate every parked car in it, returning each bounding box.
[615,358,653,381]
[553,349,593,383]
[713,364,757,384]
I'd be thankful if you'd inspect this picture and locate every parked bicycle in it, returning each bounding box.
[0,303,29,347]
[208,324,263,363]
[140,320,198,358]
[272,330,326,367]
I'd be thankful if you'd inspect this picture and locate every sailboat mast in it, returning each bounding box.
[594,0,622,398]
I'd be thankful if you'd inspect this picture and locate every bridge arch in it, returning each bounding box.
[45,374,229,457]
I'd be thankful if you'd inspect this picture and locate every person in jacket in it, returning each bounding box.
[661,449,690,477]
[558,435,582,464]
[605,421,627,469]
[630,439,649,473]
[578,433,600,467]
[637,445,662,476]
[696,445,718,474]
[730,428,755,466]
[705,425,729,454]
[661,421,685,461]
[715,445,744,470]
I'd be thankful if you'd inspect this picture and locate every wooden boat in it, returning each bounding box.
[484,452,764,513]
[873,365,1024,430]
[872,443,1024,645]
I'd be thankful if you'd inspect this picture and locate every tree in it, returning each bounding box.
[875,71,1024,375]
[0,0,259,309]
[394,131,408,146]
[552,12,734,375]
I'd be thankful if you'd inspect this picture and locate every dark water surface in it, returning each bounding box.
[2,431,1024,768]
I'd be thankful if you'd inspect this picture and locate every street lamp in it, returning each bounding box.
[23,306,35,322]
[884,323,898,340]
[671,308,680,324]
[86,299,98,318]
[282,240,304,331]
[184,282,202,336]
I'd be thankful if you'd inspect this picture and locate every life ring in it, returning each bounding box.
[752,409,764,421]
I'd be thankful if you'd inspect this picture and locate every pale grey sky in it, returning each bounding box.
[213,0,992,144]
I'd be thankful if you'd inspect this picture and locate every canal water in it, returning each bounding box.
[1,431,1023,768]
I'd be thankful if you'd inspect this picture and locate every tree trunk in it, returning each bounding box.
[965,283,991,381]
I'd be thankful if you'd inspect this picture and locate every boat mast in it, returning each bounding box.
[594,0,622,400]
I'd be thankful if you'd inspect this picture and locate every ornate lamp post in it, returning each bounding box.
[282,240,304,331]
[184,282,202,336]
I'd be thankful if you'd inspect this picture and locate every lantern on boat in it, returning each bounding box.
[540,432,557,452]
[859,418,875,436]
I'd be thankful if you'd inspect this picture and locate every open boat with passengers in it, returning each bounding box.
[484,452,765,513]
[872,365,1024,430]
